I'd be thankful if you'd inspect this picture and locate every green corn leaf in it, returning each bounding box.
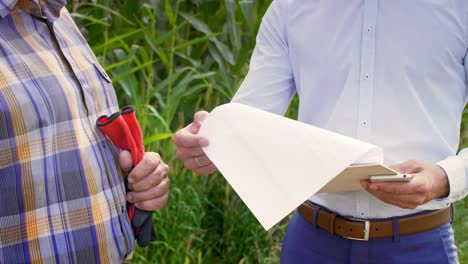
[143,133,174,145]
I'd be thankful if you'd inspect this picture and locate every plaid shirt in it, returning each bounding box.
[0,1,135,263]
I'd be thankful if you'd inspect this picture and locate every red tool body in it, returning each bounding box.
[96,106,156,246]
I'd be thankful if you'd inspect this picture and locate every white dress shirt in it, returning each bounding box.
[232,0,468,219]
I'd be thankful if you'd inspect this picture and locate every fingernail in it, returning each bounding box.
[199,138,209,147]
[128,177,134,183]
[126,193,133,202]
[370,184,378,191]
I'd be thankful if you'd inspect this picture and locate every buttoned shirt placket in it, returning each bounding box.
[355,0,379,218]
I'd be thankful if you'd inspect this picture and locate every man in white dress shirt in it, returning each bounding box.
[173,1,467,263]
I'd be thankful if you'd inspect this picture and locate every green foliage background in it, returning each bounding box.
[69,0,467,263]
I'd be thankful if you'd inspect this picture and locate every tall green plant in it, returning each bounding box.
[71,1,286,263]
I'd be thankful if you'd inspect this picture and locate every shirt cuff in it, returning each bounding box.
[436,156,466,201]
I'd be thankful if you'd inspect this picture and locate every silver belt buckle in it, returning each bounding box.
[342,218,370,241]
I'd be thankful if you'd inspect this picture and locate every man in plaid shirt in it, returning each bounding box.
[0,0,170,262]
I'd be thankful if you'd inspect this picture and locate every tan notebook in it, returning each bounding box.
[318,164,397,193]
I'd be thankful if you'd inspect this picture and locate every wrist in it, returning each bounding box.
[433,165,449,198]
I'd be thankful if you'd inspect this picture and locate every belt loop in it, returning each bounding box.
[450,203,454,225]
[312,205,322,229]
[392,217,400,243]
[329,213,337,235]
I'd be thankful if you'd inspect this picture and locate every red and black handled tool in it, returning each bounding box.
[97,106,156,247]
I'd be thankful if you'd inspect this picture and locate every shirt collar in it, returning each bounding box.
[0,0,66,19]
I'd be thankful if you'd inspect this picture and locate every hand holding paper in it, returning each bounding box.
[173,111,217,175]
[198,103,395,230]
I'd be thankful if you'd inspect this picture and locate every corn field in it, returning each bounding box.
[69,1,467,263]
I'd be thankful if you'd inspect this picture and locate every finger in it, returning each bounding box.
[119,150,133,174]
[374,195,417,209]
[136,192,169,211]
[367,189,424,209]
[184,155,213,170]
[363,180,427,209]
[378,192,427,208]
[365,181,411,194]
[128,152,161,183]
[368,177,427,195]
[192,164,218,175]
[173,128,209,148]
[389,160,423,174]
[127,178,170,203]
[128,163,169,192]
[365,187,416,209]
[175,147,205,160]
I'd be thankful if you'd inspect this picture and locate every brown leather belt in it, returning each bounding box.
[298,201,451,241]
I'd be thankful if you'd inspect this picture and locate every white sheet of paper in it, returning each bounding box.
[199,103,383,230]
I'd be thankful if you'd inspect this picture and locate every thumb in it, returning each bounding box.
[188,111,209,134]
[119,150,134,175]
[194,111,209,125]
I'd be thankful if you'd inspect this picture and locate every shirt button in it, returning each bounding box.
[362,121,368,127]
[366,27,373,32]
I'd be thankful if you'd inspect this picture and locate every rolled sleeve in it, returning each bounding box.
[436,28,468,203]
[437,152,468,203]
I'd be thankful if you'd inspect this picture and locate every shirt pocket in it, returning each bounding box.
[83,54,119,114]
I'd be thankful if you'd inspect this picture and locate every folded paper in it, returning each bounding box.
[199,103,388,230]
